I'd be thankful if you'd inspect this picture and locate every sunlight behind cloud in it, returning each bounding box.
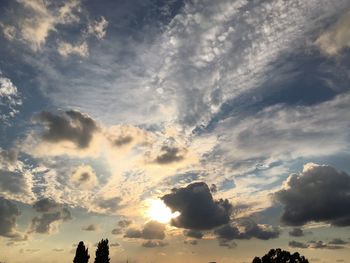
[146,199,180,224]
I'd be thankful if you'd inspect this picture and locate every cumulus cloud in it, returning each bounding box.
[0,73,22,123]
[154,146,186,164]
[0,197,21,238]
[118,219,132,228]
[15,0,81,51]
[214,219,280,242]
[274,163,350,226]
[87,16,108,39]
[315,10,350,55]
[124,221,165,240]
[34,110,98,149]
[162,182,232,230]
[70,165,98,190]
[29,198,72,234]
[58,41,89,58]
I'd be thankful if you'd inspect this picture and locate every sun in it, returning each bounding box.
[146,199,180,224]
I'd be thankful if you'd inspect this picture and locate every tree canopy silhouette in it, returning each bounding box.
[94,239,110,263]
[73,241,90,263]
[252,248,309,263]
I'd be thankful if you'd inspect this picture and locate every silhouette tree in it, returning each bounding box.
[94,239,110,263]
[252,248,309,263]
[73,241,90,263]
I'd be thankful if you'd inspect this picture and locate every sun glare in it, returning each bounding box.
[146,199,180,223]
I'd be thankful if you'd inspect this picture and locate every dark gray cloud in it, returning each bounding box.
[96,196,122,213]
[183,229,203,239]
[33,198,59,213]
[289,240,308,249]
[162,182,232,230]
[142,240,168,248]
[214,219,280,242]
[35,110,98,148]
[0,197,20,237]
[274,164,350,226]
[329,238,348,245]
[82,224,97,231]
[113,135,133,147]
[0,149,17,164]
[289,228,304,237]
[0,170,27,194]
[124,221,165,240]
[29,199,72,234]
[155,146,185,164]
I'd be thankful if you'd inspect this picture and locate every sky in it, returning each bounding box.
[0,0,350,262]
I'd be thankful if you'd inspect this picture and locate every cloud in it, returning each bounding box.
[315,10,350,55]
[118,219,132,228]
[308,240,346,250]
[154,146,186,164]
[0,197,21,238]
[29,198,72,234]
[0,23,16,40]
[289,228,305,237]
[0,149,35,203]
[88,16,108,39]
[142,240,168,248]
[274,163,350,226]
[162,182,232,230]
[70,165,98,190]
[33,198,59,213]
[15,0,81,51]
[34,110,98,149]
[124,221,165,240]
[94,196,123,214]
[82,224,98,231]
[53,248,64,252]
[329,238,348,245]
[183,229,203,239]
[58,41,89,58]
[0,73,22,123]
[289,240,308,249]
[214,219,280,242]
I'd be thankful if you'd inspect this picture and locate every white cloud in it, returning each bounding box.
[88,16,108,39]
[16,0,81,51]
[315,10,350,55]
[0,72,22,123]
[57,41,89,57]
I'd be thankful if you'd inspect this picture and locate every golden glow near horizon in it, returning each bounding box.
[146,199,180,224]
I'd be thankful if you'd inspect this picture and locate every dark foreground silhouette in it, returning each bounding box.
[73,239,110,263]
[73,241,309,263]
[252,248,309,263]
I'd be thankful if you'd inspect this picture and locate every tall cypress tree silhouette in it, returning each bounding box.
[94,239,110,263]
[73,241,90,263]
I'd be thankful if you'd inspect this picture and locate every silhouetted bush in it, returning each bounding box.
[73,241,90,263]
[94,239,110,263]
[252,248,309,263]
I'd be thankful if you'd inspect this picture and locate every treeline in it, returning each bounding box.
[73,239,109,263]
[72,240,309,263]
